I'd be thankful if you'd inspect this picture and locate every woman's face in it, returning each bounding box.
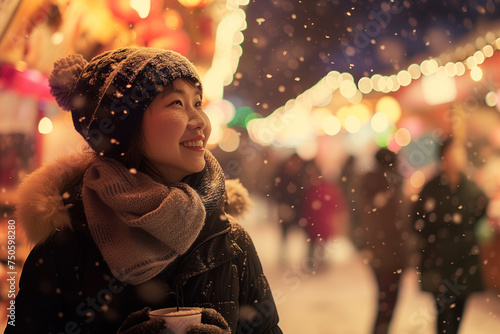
[141,78,211,183]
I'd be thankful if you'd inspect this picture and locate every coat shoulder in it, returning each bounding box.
[15,153,92,245]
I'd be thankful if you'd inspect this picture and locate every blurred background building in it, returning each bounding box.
[1,0,500,332]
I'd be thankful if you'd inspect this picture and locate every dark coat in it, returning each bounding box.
[357,168,413,273]
[6,155,281,334]
[412,173,488,296]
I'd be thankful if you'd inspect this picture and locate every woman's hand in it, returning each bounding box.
[187,308,231,334]
[117,307,167,334]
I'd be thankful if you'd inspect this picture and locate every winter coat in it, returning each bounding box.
[6,155,282,334]
[302,180,347,242]
[357,168,414,273]
[412,172,488,296]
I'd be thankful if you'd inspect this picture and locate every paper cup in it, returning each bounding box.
[149,307,202,334]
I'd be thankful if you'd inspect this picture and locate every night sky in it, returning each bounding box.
[224,0,500,115]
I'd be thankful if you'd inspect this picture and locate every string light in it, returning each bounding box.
[206,7,500,148]
[203,0,249,101]
[246,28,500,148]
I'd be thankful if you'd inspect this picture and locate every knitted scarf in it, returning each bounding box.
[82,151,225,285]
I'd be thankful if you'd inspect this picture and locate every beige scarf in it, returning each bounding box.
[82,151,225,285]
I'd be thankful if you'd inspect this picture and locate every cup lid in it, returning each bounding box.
[149,307,202,318]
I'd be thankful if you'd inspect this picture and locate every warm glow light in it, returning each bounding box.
[399,116,424,138]
[424,59,439,74]
[420,59,438,75]
[312,108,330,126]
[297,140,318,161]
[207,124,223,145]
[347,90,363,104]
[396,70,411,86]
[408,64,421,79]
[421,73,457,105]
[394,128,411,146]
[483,45,494,58]
[470,67,483,81]
[344,115,361,134]
[336,106,349,125]
[164,10,182,30]
[247,118,273,146]
[371,74,383,92]
[389,75,400,92]
[218,128,240,152]
[466,56,477,69]
[322,115,341,135]
[325,71,341,89]
[339,80,357,98]
[38,117,53,134]
[455,62,466,76]
[410,170,426,188]
[358,77,372,94]
[129,0,150,18]
[177,0,214,8]
[350,103,372,123]
[419,60,429,75]
[205,99,235,126]
[444,62,457,76]
[203,8,247,100]
[64,112,73,125]
[375,96,401,123]
[371,112,389,133]
[486,91,498,107]
[386,133,401,152]
[473,50,485,64]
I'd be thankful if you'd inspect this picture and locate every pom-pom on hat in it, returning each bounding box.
[49,47,201,156]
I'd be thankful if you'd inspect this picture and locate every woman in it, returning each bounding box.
[8,47,281,333]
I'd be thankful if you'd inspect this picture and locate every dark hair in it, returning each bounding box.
[375,148,396,168]
[438,136,454,159]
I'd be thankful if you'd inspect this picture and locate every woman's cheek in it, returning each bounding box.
[203,114,212,140]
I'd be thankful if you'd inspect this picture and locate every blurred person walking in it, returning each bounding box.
[339,154,363,250]
[412,138,488,334]
[272,153,310,265]
[302,161,348,270]
[357,148,414,334]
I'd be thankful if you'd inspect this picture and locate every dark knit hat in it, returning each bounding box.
[49,47,201,156]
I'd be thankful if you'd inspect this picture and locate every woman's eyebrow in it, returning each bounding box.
[159,87,202,98]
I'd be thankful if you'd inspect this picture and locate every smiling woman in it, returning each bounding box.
[141,79,211,183]
[8,47,282,334]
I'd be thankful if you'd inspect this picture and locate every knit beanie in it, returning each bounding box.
[48,47,202,156]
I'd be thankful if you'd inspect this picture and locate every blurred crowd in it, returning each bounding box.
[215,133,499,334]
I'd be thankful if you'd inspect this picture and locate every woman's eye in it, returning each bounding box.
[171,100,182,106]
[195,101,202,107]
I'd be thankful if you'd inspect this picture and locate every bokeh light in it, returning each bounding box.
[218,128,240,152]
[486,91,498,107]
[322,115,341,135]
[421,73,457,105]
[410,170,426,188]
[395,128,411,146]
[344,115,361,134]
[387,133,402,152]
[470,66,483,81]
[375,96,401,123]
[38,117,53,134]
[371,112,389,133]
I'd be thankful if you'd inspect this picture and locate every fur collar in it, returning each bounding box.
[16,153,252,245]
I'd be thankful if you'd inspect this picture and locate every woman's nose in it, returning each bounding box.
[187,110,207,129]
